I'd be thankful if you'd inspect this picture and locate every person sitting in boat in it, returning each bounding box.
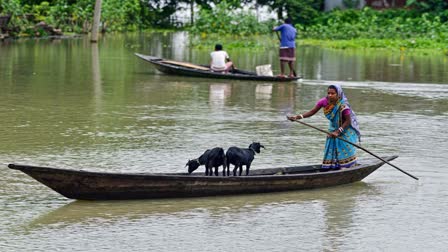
[210,44,234,73]
[287,84,361,171]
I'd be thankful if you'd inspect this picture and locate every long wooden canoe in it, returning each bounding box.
[135,53,302,82]
[8,156,397,200]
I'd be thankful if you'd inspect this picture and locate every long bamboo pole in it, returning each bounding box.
[293,119,419,180]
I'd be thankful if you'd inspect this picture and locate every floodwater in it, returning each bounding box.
[0,32,447,251]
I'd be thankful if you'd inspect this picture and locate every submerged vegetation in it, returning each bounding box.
[300,8,448,54]
[303,8,448,42]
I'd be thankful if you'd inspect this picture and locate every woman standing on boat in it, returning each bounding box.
[287,84,361,171]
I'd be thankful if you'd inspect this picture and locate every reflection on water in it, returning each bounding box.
[209,83,231,109]
[92,43,103,113]
[16,183,387,251]
[300,46,448,84]
[255,84,272,99]
[28,182,376,231]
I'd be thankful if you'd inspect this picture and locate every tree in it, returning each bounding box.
[284,0,324,26]
[406,0,448,13]
[186,0,253,25]
[256,0,324,25]
[141,0,179,27]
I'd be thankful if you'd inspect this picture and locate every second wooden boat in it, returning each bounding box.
[135,53,302,82]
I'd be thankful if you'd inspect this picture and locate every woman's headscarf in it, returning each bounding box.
[330,84,361,140]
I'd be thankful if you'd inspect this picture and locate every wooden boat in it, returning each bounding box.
[8,156,397,200]
[135,53,301,82]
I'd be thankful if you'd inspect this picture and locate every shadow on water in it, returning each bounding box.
[26,181,380,233]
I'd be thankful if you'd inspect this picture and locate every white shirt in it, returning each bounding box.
[210,51,229,70]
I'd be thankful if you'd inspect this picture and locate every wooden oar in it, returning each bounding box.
[292,119,419,180]
[275,31,297,77]
[161,60,210,71]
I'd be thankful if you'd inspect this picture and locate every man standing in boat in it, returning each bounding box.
[273,17,297,78]
[210,44,234,73]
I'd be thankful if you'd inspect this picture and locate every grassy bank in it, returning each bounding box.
[299,38,448,55]
[188,33,448,55]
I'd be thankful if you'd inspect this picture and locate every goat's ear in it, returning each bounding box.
[261,145,265,149]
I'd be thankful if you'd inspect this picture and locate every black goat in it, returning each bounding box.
[226,142,265,176]
[186,147,227,176]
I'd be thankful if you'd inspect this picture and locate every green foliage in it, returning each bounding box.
[406,0,448,13]
[6,0,187,35]
[1,0,22,15]
[102,0,142,31]
[30,1,50,22]
[70,0,93,33]
[195,0,251,10]
[143,0,179,28]
[285,0,323,26]
[343,0,360,9]
[189,33,277,50]
[49,0,71,26]
[300,37,448,54]
[189,1,275,36]
[302,7,448,43]
[2,0,448,53]
[0,0,26,27]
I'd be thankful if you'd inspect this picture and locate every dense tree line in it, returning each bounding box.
[1,0,447,39]
[0,0,349,34]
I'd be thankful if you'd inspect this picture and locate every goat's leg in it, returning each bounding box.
[246,164,251,176]
[222,164,227,176]
[214,166,219,176]
[205,166,209,176]
[208,166,213,176]
[233,165,238,176]
[238,165,243,176]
